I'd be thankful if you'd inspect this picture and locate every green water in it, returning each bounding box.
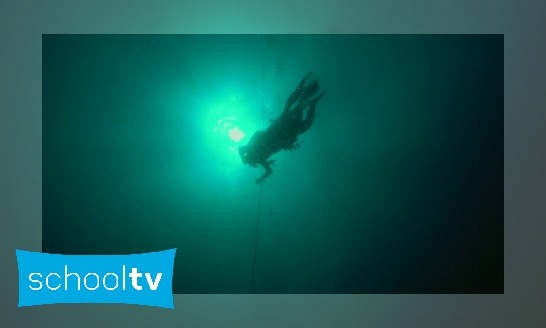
[43,34,503,293]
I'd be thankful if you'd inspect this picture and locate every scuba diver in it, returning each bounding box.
[239,71,327,183]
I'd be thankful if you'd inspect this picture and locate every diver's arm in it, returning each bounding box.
[256,161,274,184]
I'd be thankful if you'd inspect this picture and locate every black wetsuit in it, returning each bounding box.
[239,72,326,183]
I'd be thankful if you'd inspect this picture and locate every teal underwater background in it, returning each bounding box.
[43,35,503,294]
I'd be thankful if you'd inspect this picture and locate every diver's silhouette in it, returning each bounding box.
[239,71,327,183]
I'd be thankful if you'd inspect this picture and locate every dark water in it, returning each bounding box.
[43,35,503,294]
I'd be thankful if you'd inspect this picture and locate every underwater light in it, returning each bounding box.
[228,126,245,142]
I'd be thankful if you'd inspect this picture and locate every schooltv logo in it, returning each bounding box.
[16,249,176,308]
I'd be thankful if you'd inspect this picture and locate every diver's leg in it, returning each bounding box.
[282,88,301,118]
[282,91,299,116]
[296,79,320,108]
[282,72,313,117]
[299,90,327,134]
[304,79,320,98]
[288,80,319,121]
[299,104,316,134]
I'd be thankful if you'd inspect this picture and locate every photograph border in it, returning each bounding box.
[2,0,543,327]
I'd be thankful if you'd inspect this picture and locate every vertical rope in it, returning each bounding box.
[251,44,265,294]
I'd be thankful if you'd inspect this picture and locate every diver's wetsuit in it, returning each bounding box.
[239,72,327,183]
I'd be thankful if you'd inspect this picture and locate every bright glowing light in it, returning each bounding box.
[228,126,245,142]
[197,86,261,172]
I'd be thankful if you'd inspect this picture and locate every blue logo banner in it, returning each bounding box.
[16,249,176,308]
